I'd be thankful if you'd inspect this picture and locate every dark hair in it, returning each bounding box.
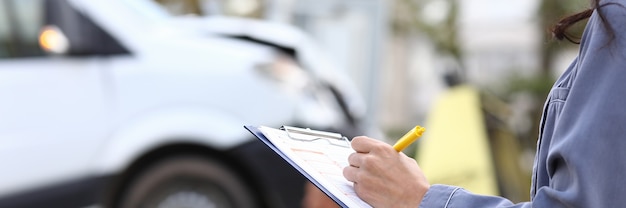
[552,0,600,43]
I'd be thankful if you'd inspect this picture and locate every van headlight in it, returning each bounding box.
[256,53,343,127]
[256,54,312,92]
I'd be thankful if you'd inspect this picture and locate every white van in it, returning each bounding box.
[0,0,374,207]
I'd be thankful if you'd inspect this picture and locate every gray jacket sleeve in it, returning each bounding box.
[420,1,626,207]
[420,185,529,208]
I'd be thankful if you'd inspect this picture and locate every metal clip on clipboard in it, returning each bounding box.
[280,126,351,148]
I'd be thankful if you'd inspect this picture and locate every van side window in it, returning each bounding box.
[0,0,45,58]
[44,0,129,56]
[0,0,129,58]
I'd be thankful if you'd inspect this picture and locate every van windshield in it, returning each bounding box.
[123,0,172,20]
[151,0,263,18]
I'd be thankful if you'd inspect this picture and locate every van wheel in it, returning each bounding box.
[118,156,260,208]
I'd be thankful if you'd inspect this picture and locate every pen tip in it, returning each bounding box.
[415,126,426,135]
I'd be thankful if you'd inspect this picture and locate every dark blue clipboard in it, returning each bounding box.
[244,125,349,208]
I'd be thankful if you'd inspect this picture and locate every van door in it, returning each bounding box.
[0,0,112,202]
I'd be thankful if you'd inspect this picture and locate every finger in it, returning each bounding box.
[350,136,379,153]
[343,165,358,182]
[399,152,415,161]
[347,152,360,168]
[352,136,395,155]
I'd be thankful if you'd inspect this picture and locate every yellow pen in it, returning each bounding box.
[393,125,426,152]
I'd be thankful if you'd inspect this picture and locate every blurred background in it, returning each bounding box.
[0,0,588,207]
[141,0,585,138]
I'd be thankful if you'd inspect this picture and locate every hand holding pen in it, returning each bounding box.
[343,126,430,208]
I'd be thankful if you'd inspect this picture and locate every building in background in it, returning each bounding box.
[459,0,541,86]
[392,0,544,131]
[265,0,389,133]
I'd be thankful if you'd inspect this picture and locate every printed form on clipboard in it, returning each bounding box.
[244,125,372,208]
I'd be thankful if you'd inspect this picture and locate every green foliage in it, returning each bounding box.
[392,0,462,64]
[502,74,555,99]
[537,0,589,74]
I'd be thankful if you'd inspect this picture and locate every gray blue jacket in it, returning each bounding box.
[420,1,626,207]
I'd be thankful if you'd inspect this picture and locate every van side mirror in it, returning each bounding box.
[43,0,128,56]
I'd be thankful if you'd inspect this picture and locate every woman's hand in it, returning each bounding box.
[343,136,430,208]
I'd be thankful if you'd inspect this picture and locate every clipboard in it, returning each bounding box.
[244,125,371,208]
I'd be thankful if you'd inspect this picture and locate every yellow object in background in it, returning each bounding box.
[416,85,499,196]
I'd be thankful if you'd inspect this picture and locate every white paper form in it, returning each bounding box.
[257,126,372,208]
